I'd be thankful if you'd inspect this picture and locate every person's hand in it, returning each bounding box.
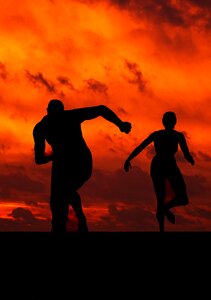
[124,160,131,172]
[119,122,131,134]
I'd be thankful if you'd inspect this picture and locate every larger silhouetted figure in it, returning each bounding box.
[33,99,131,233]
[124,111,194,232]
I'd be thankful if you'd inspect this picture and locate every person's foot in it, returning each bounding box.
[165,209,175,224]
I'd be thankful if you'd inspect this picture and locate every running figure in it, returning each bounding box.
[33,99,131,233]
[124,111,194,232]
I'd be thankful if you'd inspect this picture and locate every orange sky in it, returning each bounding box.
[0,0,211,231]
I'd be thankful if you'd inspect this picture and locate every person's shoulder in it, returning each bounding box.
[174,130,184,137]
[156,129,164,133]
[63,108,87,122]
[173,130,185,141]
[152,130,163,136]
[33,116,47,135]
[63,109,77,117]
[144,130,159,141]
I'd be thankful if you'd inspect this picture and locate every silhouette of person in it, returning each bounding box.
[33,99,131,233]
[124,111,194,232]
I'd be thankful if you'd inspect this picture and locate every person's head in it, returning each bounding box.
[162,111,177,129]
[47,99,64,115]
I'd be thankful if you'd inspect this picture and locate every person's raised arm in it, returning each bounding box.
[33,123,53,165]
[124,133,154,172]
[179,133,195,165]
[73,105,131,134]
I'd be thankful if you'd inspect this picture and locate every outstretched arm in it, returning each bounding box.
[73,105,131,133]
[33,123,53,165]
[179,133,195,165]
[124,133,154,172]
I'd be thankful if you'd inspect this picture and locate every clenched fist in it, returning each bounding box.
[119,122,132,134]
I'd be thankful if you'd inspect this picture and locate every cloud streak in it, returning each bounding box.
[26,71,56,93]
[124,60,147,92]
[84,78,108,94]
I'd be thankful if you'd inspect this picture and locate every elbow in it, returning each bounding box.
[99,105,106,109]
[35,159,42,165]
[185,155,194,165]
[35,156,44,165]
[99,105,107,113]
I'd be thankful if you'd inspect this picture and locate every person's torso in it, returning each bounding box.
[40,110,90,160]
[153,129,180,161]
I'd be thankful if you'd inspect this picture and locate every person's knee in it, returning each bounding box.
[69,191,80,205]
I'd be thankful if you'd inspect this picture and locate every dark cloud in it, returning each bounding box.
[0,162,26,173]
[110,0,185,26]
[108,203,155,228]
[189,0,211,9]
[124,60,147,92]
[81,0,211,29]
[26,71,56,93]
[185,173,210,199]
[110,0,129,7]
[95,130,132,155]
[143,0,185,26]
[117,107,128,115]
[0,143,11,154]
[89,204,156,231]
[171,212,196,226]
[0,171,45,199]
[9,207,36,223]
[110,0,211,30]
[84,78,108,94]
[0,62,8,80]
[109,147,117,153]
[88,202,211,232]
[175,149,211,164]
[82,166,211,212]
[0,211,51,231]
[57,76,76,90]
[197,151,211,162]
[188,206,211,220]
[81,166,154,205]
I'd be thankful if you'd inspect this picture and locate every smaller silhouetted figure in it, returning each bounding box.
[33,99,131,234]
[124,111,195,232]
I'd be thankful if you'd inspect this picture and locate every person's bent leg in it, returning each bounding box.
[165,167,189,210]
[50,176,69,234]
[50,195,69,234]
[151,175,166,233]
[69,191,88,232]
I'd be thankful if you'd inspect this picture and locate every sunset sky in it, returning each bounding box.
[0,0,211,231]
